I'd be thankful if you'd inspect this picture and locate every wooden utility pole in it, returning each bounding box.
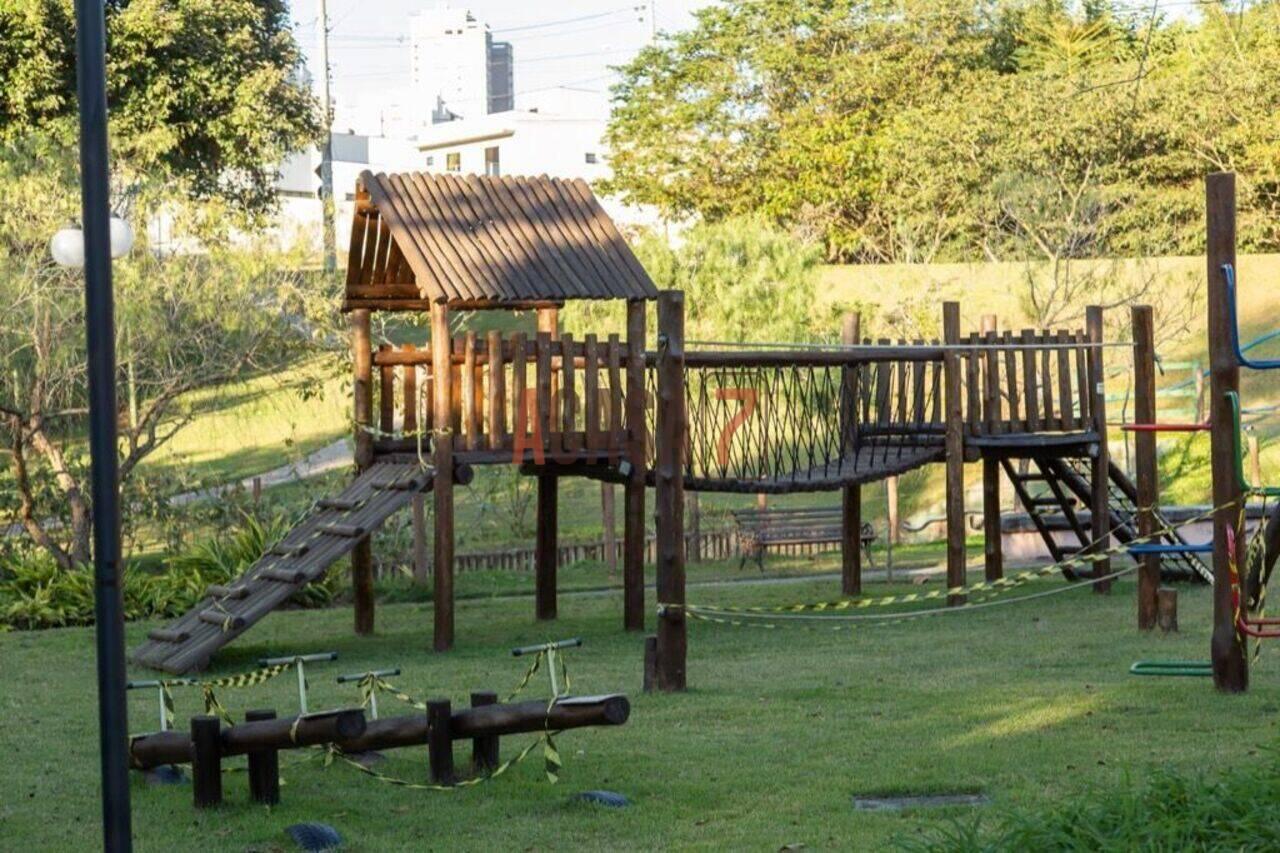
[655,291,687,690]
[841,312,862,596]
[1132,304,1159,629]
[1206,172,1247,692]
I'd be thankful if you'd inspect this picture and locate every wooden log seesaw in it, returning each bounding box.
[128,693,631,808]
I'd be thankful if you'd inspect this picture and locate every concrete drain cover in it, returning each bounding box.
[854,793,991,811]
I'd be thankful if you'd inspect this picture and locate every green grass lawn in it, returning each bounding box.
[3,564,1278,851]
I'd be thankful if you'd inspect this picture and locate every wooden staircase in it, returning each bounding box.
[1002,457,1211,584]
[131,462,435,674]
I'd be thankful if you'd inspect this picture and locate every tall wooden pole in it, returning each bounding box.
[980,314,1003,581]
[623,300,648,631]
[1086,305,1112,594]
[1132,305,1160,629]
[351,309,375,634]
[535,307,559,621]
[841,312,863,596]
[943,302,967,605]
[1207,172,1247,691]
[431,303,455,651]
[655,291,687,690]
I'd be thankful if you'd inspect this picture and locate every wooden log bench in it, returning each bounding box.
[729,506,875,571]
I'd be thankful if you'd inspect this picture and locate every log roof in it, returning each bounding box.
[345,171,658,309]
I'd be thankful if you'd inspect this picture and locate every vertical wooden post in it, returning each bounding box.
[412,495,428,585]
[980,315,1003,581]
[351,309,375,635]
[190,715,223,808]
[655,291,687,691]
[426,698,454,785]
[943,302,967,605]
[841,312,862,596]
[536,307,559,621]
[1157,588,1179,632]
[245,709,280,805]
[623,300,647,631]
[1086,305,1112,594]
[1207,172,1247,692]
[1132,304,1160,629]
[601,482,618,578]
[470,691,500,772]
[431,303,455,652]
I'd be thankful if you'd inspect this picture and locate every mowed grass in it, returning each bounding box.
[3,566,1279,851]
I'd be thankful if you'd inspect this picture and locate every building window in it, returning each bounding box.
[446,152,461,172]
[584,152,598,164]
[484,146,500,177]
[425,155,435,167]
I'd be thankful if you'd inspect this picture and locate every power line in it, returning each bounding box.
[490,7,635,35]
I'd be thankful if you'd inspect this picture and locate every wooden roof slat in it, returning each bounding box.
[507,176,595,298]
[349,171,658,307]
[437,173,528,302]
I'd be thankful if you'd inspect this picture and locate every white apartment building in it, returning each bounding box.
[418,110,608,182]
[410,4,513,125]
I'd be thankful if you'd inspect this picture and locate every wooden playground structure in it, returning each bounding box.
[132,170,1276,696]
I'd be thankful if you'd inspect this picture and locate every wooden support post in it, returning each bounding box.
[412,494,428,585]
[655,291,687,691]
[1132,304,1160,629]
[426,698,454,785]
[470,691,500,773]
[536,474,558,620]
[191,715,222,808]
[351,309,375,635]
[431,303,455,652]
[979,315,1003,581]
[841,312,862,596]
[1086,305,1112,594]
[643,635,657,693]
[245,709,280,805]
[943,302,967,605]
[624,300,647,631]
[1157,588,1179,632]
[601,482,618,578]
[1207,172,1248,692]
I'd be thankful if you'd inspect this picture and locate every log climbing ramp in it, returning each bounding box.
[131,462,434,674]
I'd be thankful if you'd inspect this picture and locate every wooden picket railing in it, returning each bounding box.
[370,331,643,465]
[957,329,1095,437]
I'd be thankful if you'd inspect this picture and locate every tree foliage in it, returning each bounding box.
[0,0,319,216]
[605,0,1280,262]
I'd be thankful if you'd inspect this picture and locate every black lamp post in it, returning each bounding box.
[71,0,133,848]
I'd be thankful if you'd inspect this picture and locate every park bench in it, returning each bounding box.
[729,506,875,572]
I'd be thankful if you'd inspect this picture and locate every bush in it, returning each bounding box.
[899,747,1280,851]
[0,512,340,630]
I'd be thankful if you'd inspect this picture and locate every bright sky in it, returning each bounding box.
[289,0,716,135]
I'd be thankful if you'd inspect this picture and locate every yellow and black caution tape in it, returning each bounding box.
[326,727,560,790]
[674,503,1226,619]
[356,673,429,711]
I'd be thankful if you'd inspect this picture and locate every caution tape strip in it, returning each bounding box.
[673,503,1227,618]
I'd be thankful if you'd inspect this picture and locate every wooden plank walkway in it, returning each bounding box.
[681,441,945,494]
[131,462,434,674]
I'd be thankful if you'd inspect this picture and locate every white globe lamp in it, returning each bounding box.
[109,215,134,259]
[50,224,85,268]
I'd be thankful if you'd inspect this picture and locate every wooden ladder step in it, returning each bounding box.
[147,628,190,644]
[320,523,366,538]
[373,478,418,491]
[260,567,307,583]
[198,610,246,630]
[1027,496,1075,507]
[270,543,310,558]
[206,584,249,600]
[316,497,362,511]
